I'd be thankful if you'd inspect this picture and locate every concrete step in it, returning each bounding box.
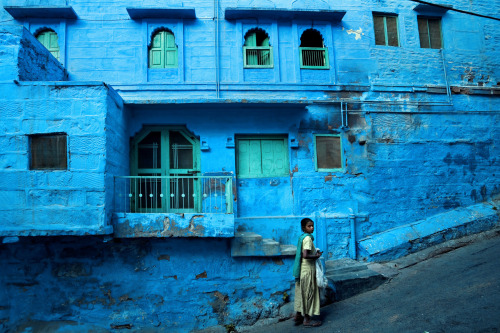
[231,232,296,257]
[325,258,388,301]
[279,244,297,256]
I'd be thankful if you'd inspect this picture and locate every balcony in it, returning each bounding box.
[112,175,234,238]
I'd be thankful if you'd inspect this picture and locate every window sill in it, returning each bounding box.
[300,67,330,70]
[112,212,234,238]
[244,66,274,69]
[316,168,344,172]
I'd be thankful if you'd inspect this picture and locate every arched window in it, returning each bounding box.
[36,30,60,61]
[149,30,178,68]
[243,29,273,68]
[299,29,329,69]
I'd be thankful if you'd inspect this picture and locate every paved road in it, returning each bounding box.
[247,231,500,333]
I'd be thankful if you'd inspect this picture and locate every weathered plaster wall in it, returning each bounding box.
[0,237,294,332]
[0,25,66,82]
[0,82,119,236]
[104,86,128,226]
[358,103,500,238]
[2,0,497,92]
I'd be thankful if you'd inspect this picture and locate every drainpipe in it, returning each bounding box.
[349,213,356,259]
[440,49,452,104]
[214,0,220,99]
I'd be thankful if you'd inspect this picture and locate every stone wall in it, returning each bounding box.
[0,236,294,332]
[0,82,120,236]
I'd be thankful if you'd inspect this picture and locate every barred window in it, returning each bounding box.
[373,14,400,47]
[299,29,329,69]
[30,134,67,170]
[418,17,442,49]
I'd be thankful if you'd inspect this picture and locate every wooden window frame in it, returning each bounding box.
[373,14,400,47]
[235,135,289,178]
[418,17,443,49]
[314,134,343,172]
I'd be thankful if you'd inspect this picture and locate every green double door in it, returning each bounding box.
[131,127,200,212]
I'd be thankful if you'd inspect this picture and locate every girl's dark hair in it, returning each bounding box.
[301,218,313,230]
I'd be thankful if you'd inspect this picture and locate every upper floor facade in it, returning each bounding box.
[1,0,499,102]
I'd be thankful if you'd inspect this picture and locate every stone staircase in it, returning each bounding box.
[231,232,394,302]
[231,232,296,257]
[324,258,398,301]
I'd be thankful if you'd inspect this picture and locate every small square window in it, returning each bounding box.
[30,134,67,170]
[315,135,342,171]
[373,14,400,47]
[418,17,442,49]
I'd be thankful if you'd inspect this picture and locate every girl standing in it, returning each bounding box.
[293,218,322,327]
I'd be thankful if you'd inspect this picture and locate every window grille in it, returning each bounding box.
[30,134,67,170]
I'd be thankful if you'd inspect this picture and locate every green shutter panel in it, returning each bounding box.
[261,140,274,174]
[249,140,262,176]
[165,32,177,67]
[149,31,178,68]
[238,140,250,177]
[150,32,164,68]
[37,31,60,61]
[272,140,286,174]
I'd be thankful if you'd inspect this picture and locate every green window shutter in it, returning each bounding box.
[248,140,263,175]
[237,137,288,178]
[150,32,164,68]
[149,31,178,68]
[36,31,60,61]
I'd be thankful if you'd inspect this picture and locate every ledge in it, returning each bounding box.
[0,225,113,237]
[126,7,196,19]
[225,8,346,21]
[231,232,296,257]
[412,0,452,14]
[4,6,77,19]
[112,213,234,238]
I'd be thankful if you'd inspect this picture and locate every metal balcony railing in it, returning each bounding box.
[243,46,273,68]
[299,47,329,69]
[114,176,234,214]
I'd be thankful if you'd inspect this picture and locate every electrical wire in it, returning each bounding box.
[410,0,500,21]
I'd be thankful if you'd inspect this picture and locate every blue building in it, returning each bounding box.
[0,0,499,331]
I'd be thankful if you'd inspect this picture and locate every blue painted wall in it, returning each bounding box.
[0,0,499,331]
